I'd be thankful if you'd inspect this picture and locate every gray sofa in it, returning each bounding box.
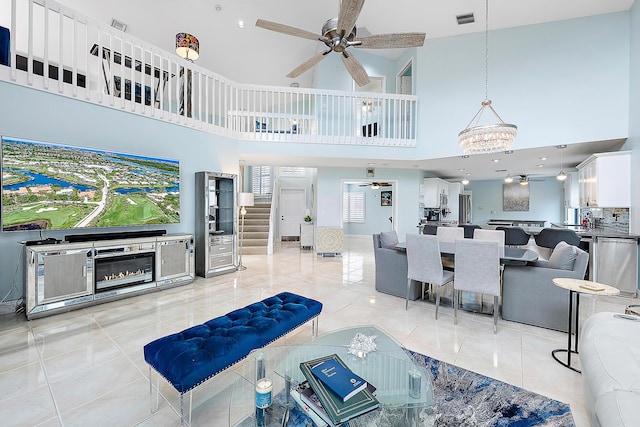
[579,312,640,427]
[501,245,589,332]
[372,234,421,300]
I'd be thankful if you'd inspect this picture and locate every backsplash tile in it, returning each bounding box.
[587,207,629,232]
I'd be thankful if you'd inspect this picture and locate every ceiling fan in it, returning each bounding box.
[515,175,545,185]
[255,0,426,87]
[359,182,392,189]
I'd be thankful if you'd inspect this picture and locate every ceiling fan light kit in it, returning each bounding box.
[255,0,425,87]
[458,0,517,155]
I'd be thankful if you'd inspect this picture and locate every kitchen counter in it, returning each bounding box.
[487,219,546,227]
[550,223,640,240]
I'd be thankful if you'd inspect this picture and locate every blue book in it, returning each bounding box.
[310,355,368,402]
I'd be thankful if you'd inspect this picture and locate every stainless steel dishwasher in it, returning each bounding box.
[593,237,638,297]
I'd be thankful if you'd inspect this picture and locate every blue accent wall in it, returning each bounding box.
[464,178,565,227]
[0,81,238,301]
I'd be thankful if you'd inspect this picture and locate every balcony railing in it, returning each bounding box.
[0,0,417,147]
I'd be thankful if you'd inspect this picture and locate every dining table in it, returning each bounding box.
[395,240,539,314]
[395,241,539,265]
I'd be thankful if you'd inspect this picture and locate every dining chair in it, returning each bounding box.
[459,224,481,239]
[496,226,530,246]
[405,233,454,319]
[436,226,464,242]
[473,229,505,246]
[436,227,464,270]
[453,238,501,333]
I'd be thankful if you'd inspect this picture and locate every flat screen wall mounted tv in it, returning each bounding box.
[1,136,180,232]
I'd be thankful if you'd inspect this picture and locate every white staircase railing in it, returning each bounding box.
[0,0,418,147]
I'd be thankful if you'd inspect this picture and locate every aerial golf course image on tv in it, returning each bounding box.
[1,136,180,232]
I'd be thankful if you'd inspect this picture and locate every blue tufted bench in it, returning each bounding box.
[143,291,322,423]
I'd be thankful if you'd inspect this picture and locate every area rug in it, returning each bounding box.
[242,349,575,427]
[405,349,575,427]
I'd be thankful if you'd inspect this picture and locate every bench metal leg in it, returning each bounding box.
[179,391,192,426]
[149,366,160,414]
[312,318,319,338]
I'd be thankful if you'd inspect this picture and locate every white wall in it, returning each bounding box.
[464,178,565,227]
[0,81,238,300]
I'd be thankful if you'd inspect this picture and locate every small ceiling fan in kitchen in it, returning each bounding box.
[255,0,426,87]
[515,174,545,185]
[359,182,391,189]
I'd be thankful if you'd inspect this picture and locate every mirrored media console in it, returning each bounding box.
[25,233,194,319]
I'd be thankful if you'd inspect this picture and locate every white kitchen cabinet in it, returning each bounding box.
[423,178,449,208]
[577,151,630,207]
[447,182,462,221]
[564,172,580,208]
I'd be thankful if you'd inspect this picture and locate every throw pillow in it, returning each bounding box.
[547,241,578,270]
[379,231,399,249]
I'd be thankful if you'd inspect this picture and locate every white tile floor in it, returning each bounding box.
[0,235,637,426]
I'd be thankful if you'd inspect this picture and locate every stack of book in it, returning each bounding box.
[290,354,379,427]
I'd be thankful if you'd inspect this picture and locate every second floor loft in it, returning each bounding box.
[0,0,418,148]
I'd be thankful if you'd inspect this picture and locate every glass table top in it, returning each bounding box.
[229,326,435,426]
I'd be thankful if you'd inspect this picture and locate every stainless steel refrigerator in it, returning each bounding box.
[459,193,472,224]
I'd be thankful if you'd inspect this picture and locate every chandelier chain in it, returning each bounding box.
[484,0,489,101]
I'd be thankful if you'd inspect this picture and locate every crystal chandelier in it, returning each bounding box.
[458,0,517,155]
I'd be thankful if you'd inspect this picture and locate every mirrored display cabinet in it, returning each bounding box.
[195,171,238,277]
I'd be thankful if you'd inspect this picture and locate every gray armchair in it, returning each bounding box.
[372,234,421,300]
[501,247,589,332]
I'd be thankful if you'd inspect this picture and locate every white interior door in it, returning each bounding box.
[279,188,306,240]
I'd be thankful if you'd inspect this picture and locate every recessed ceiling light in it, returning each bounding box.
[215,4,222,11]
[537,164,544,168]
[290,82,299,87]
[458,168,465,172]
[237,20,245,29]
[539,157,547,161]
[367,163,375,166]
[492,159,500,163]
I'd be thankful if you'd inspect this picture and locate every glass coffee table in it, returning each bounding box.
[229,326,435,426]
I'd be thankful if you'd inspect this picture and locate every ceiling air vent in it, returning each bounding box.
[456,13,475,25]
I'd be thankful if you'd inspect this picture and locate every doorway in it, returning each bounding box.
[279,188,306,241]
[396,58,414,95]
[341,179,398,235]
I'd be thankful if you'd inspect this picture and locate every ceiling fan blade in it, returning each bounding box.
[256,19,328,42]
[355,33,426,49]
[337,0,365,37]
[286,50,331,78]
[341,51,370,87]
